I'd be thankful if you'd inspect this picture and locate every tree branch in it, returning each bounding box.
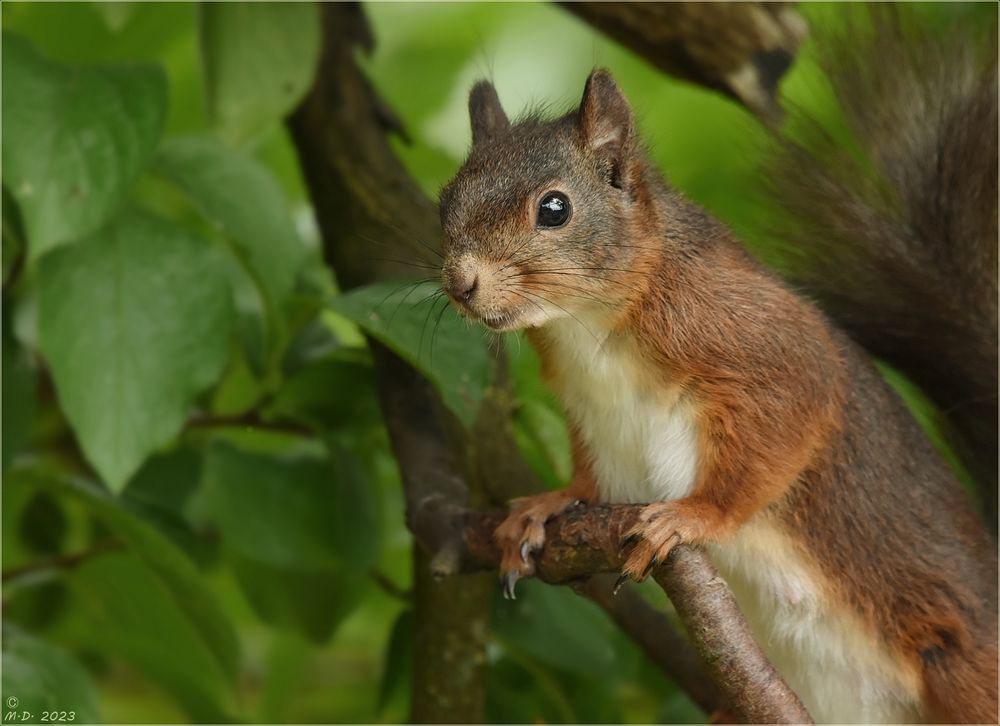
[1,540,121,583]
[560,2,808,126]
[184,410,314,437]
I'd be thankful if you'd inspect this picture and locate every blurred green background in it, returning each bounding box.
[1,2,991,724]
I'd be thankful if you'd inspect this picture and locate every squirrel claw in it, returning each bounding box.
[612,572,630,596]
[502,571,520,600]
[520,540,531,563]
[619,532,641,554]
[641,555,659,581]
[495,489,586,600]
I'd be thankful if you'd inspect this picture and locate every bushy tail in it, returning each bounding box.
[762,6,997,526]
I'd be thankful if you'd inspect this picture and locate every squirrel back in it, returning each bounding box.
[761,7,998,526]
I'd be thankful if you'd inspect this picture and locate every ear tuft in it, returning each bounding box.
[578,69,634,157]
[469,81,510,146]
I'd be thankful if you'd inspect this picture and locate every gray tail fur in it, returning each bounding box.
[762,6,997,525]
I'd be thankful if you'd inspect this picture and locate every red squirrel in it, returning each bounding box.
[437,12,997,725]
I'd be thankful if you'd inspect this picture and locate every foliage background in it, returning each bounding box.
[1,2,992,724]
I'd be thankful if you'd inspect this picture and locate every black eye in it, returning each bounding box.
[536,191,571,228]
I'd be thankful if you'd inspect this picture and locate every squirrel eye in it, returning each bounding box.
[536,192,571,228]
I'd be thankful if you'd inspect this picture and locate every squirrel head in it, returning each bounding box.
[440,69,656,331]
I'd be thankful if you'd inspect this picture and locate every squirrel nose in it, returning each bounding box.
[447,270,478,303]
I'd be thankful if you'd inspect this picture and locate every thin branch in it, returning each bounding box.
[369,568,412,602]
[2,245,25,295]
[184,410,314,438]
[2,541,121,583]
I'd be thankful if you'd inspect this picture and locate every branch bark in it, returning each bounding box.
[289,2,811,723]
[560,2,808,125]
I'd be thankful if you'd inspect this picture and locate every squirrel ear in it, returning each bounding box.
[578,69,634,159]
[469,81,510,146]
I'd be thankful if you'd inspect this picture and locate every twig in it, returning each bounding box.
[369,568,412,601]
[2,245,25,295]
[2,541,122,582]
[184,410,314,437]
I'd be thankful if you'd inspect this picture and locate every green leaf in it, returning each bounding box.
[198,2,320,147]
[122,448,201,518]
[90,2,137,32]
[494,580,621,679]
[2,186,26,286]
[9,469,240,682]
[329,281,493,426]
[1,625,100,724]
[204,443,375,569]
[203,442,379,641]
[505,333,570,484]
[67,552,234,722]
[1,32,166,257]
[267,353,379,432]
[154,136,306,356]
[260,633,310,723]
[2,309,36,472]
[377,609,413,713]
[512,397,571,490]
[123,448,215,563]
[37,208,233,491]
[486,654,576,724]
[231,556,369,643]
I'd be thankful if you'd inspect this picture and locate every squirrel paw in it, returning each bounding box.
[495,490,588,599]
[616,502,692,593]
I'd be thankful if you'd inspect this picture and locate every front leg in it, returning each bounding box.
[618,496,732,591]
[495,427,597,598]
[618,395,822,590]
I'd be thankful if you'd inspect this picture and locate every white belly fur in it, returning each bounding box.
[708,517,923,723]
[543,316,923,723]
[545,317,699,504]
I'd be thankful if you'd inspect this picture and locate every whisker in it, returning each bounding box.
[385,279,436,332]
[419,291,449,361]
[429,294,452,362]
[367,255,442,271]
[356,231,441,268]
[512,280,611,307]
[365,218,444,260]
[602,241,665,252]
[510,265,637,276]
[504,244,551,270]
[372,278,436,318]
[508,287,603,347]
[493,227,536,264]
[504,269,624,285]
[496,230,543,274]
